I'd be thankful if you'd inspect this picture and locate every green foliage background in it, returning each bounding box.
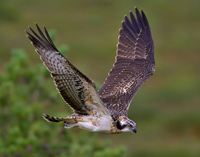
[0,0,200,156]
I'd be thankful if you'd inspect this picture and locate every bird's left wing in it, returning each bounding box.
[26,24,108,116]
[99,8,155,117]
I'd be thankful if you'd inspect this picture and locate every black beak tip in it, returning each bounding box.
[133,128,137,133]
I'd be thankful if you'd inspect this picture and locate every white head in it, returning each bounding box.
[116,116,137,133]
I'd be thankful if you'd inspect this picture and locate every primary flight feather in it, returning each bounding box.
[26,7,155,134]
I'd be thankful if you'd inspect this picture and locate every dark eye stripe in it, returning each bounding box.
[117,121,127,130]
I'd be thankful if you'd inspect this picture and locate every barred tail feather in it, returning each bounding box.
[43,114,67,123]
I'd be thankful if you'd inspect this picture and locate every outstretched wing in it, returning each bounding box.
[26,24,108,115]
[99,8,155,117]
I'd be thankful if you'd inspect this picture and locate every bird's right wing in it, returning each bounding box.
[26,24,109,116]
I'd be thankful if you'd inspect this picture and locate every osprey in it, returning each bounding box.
[26,8,155,134]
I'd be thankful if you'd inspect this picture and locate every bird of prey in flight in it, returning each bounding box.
[26,7,155,134]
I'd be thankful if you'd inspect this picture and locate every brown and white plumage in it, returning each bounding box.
[26,8,155,134]
[26,25,108,116]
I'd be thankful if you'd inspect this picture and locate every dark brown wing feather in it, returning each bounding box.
[99,8,155,117]
[26,24,104,115]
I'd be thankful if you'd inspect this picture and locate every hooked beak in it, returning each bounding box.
[132,128,137,133]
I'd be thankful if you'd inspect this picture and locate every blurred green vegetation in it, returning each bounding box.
[0,49,126,156]
[0,0,200,156]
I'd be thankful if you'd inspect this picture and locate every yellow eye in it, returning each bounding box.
[127,124,130,127]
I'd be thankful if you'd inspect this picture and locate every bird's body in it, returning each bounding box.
[26,7,155,134]
[44,113,115,133]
